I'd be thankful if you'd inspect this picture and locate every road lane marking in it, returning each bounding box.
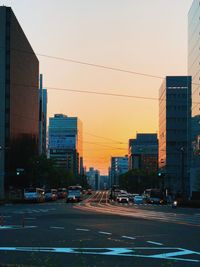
[147,241,163,246]
[98,231,112,235]
[75,228,90,232]
[121,236,136,240]
[0,225,37,230]
[0,246,199,263]
[50,227,64,230]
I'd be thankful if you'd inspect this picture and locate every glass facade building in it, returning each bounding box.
[0,7,39,197]
[129,133,158,173]
[188,0,200,194]
[110,156,128,186]
[48,114,83,176]
[159,76,191,197]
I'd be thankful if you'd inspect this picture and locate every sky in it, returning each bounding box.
[1,0,193,174]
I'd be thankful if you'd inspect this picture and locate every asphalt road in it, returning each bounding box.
[0,191,199,267]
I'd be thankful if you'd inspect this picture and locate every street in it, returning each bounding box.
[0,191,199,267]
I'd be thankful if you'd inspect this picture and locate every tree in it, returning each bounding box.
[119,169,159,193]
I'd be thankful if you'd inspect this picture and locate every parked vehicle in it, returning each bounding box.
[66,185,82,203]
[24,188,45,202]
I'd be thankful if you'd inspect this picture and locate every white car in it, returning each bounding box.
[116,195,129,203]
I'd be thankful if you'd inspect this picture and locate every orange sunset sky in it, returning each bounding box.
[2,0,193,174]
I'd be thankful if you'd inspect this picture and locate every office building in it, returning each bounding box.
[110,156,128,186]
[86,167,100,190]
[48,114,82,176]
[39,74,47,155]
[100,175,109,190]
[0,7,39,198]
[159,76,191,197]
[188,0,200,195]
[129,133,158,173]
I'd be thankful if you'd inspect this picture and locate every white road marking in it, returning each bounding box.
[0,225,37,230]
[50,227,64,230]
[75,228,90,232]
[98,231,112,235]
[121,235,136,240]
[0,246,199,263]
[147,241,163,246]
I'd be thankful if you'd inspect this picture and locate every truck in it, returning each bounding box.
[66,185,82,203]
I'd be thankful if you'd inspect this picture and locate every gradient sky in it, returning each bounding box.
[2,0,193,174]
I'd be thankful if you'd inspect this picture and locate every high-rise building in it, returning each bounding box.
[48,114,82,176]
[110,156,128,186]
[39,74,47,155]
[100,175,109,190]
[159,76,191,197]
[188,0,200,195]
[129,133,158,173]
[86,167,100,190]
[0,7,39,198]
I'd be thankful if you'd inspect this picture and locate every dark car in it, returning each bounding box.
[57,188,67,199]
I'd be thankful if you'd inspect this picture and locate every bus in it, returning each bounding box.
[24,188,45,202]
[143,189,164,204]
[66,185,82,202]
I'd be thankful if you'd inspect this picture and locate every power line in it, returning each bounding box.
[83,141,127,150]
[12,83,196,104]
[46,86,158,101]
[2,47,164,80]
[1,47,199,92]
[84,132,126,144]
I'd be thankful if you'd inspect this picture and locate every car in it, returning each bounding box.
[57,188,67,199]
[133,195,143,204]
[116,194,129,203]
[128,193,139,201]
[45,189,57,201]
